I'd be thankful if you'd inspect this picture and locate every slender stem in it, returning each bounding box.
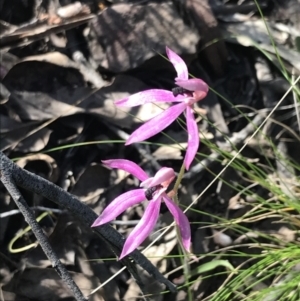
[173,162,186,204]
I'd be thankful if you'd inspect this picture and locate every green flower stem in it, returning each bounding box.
[173,162,186,204]
[172,162,192,299]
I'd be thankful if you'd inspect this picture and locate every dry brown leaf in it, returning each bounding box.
[3,72,161,129]
[152,145,183,161]
[90,2,199,72]
[71,163,110,204]
[0,14,95,51]
[5,268,104,301]
[16,154,59,183]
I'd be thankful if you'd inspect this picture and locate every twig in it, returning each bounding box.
[183,112,267,180]
[0,151,177,293]
[0,166,88,301]
[0,206,66,218]
[111,220,140,226]
[65,29,105,89]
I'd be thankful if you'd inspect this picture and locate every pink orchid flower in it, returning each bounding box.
[115,47,209,170]
[91,159,191,259]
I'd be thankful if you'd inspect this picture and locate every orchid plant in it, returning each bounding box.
[92,159,191,259]
[115,47,209,170]
[93,47,209,259]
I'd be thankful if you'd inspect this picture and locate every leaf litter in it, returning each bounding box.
[1,0,300,300]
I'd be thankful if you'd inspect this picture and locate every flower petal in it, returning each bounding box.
[91,189,145,227]
[166,47,188,80]
[175,78,209,96]
[115,89,181,107]
[102,159,148,182]
[119,199,161,259]
[184,107,199,170]
[126,102,186,145]
[140,167,175,188]
[163,195,191,251]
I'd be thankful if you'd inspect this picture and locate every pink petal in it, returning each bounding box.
[115,89,181,107]
[91,189,146,227]
[184,107,199,170]
[102,159,148,182]
[163,195,191,251]
[140,167,175,188]
[175,78,209,96]
[119,199,161,259]
[126,102,187,145]
[166,47,188,80]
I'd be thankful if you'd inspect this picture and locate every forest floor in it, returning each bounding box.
[1,0,300,300]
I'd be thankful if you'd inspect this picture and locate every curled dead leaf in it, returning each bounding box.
[16,154,59,183]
